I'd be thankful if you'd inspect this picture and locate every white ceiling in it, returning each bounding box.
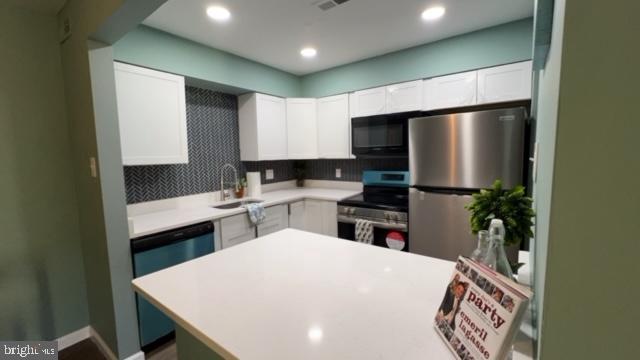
[6,0,66,14]
[144,0,533,75]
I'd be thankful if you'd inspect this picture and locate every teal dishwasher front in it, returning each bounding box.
[131,221,215,350]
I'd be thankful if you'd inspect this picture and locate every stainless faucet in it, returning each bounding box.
[219,163,238,201]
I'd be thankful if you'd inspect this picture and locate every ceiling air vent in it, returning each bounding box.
[315,0,351,11]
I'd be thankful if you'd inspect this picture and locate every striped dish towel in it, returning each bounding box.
[355,219,374,244]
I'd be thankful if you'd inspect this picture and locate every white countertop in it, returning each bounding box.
[132,229,533,360]
[129,187,360,238]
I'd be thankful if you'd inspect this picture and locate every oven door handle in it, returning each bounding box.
[337,216,408,231]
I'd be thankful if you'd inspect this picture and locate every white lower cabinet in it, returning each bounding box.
[257,205,289,237]
[288,200,337,237]
[220,213,256,249]
[288,201,306,230]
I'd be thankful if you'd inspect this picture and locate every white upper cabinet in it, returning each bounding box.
[317,94,350,159]
[422,70,477,111]
[477,61,532,104]
[286,98,318,159]
[386,80,423,113]
[114,62,189,165]
[350,86,387,117]
[238,93,288,161]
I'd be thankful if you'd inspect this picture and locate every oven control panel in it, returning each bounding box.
[337,205,408,225]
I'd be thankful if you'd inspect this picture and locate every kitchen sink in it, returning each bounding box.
[212,199,263,210]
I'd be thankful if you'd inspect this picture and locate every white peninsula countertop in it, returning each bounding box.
[132,229,533,360]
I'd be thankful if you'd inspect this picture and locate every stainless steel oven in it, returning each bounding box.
[337,206,409,251]
[351,111,421,157]
[337,171,410,251]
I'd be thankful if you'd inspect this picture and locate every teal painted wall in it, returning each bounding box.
[300,18,533,97]
[113,26,301,97]
[59,1,167,358]
[88,42,141,359]
[0,3,89,340]
[113,19,532,99]
[531,0,565,353]
[58,0,127,354]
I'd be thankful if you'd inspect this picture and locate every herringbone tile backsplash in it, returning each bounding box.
[123,87,408,204]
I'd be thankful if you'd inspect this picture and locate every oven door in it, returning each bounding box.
[351,112,416,157]
[338,217,409,252]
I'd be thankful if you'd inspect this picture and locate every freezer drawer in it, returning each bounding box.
[409,188,476,261]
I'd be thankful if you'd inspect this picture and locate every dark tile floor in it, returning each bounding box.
[59,339,106,360]
[58,339,177,360]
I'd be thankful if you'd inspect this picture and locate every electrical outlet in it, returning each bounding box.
[265,169,274,180]
[335,168,342,178]
[89,157,97,178]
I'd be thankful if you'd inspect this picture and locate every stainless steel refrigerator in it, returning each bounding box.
[408,107,526,261]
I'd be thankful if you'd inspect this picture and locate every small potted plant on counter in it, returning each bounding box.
[293,161,307,187]
[465,180,535,273]
[234,177,247,198]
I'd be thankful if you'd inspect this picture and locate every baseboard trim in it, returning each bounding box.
[89,327,117,360]
[56,326,90,351]
[123,350,145,360]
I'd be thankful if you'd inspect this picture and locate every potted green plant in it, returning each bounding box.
[234,177,247,198]
[293,161,307,187]
[465,180,535,271]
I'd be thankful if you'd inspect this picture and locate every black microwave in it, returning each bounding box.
[351,111,421,158]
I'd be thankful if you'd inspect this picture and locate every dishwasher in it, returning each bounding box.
[131,221,215,350]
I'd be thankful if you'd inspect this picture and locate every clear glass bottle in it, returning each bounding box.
[470,230,490,262]
[485,219,515,360]
[485,219,514,279]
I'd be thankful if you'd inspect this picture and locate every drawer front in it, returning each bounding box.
[257,205,288,237]
[221,213,255,248]
[222,231,255,249]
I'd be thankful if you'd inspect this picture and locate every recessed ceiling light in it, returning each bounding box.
[421,6,445,21]
[300,47,317,58]
[206,5,231,22]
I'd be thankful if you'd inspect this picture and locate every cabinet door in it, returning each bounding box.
[286,98,318,159]
[114,62,188,165]
[321,201,338,237]
[257,205,289,237]
[303,200,325,235]
[317,94,350,159]
[477,61,532,104]
[256,94,288,160]
[302,200,337,236]
[288,201,306,230]
[422,70,477,111]
[351,86,387,117]
[220,213,256,249]
[386,80,423,113]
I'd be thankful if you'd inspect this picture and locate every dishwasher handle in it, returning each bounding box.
[131,221,214,253]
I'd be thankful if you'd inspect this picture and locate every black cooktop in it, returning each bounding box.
[338,186,409,212]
